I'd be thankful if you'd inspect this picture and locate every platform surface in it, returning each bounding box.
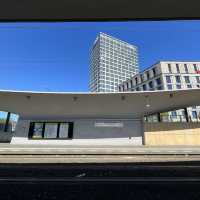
[0,144,200,163]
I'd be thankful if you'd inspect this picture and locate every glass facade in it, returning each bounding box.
[0,111,19,133]
[29,122,73,139]
[59,123,69,138]
[0,111,8,132]
[32,123,43,139]
[44,123,58,139]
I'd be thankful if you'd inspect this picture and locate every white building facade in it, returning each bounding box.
[89,32,139,92]
[119,61,200,122]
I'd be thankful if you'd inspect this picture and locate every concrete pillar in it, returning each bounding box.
[184,108,189,122]
[157,113,161,122]
[4,112,11,132]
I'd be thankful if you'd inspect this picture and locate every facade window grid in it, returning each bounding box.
[118,61,200,122]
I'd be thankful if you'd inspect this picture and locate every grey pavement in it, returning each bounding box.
[0,144,199,155]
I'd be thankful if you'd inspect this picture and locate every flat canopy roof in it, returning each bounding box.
[0,89,199,119]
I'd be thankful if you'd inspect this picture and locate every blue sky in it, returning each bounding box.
[0,21,200,92]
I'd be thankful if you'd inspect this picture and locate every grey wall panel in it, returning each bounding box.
[0,130,12,142]
[73,119,142,139]
[14,119,30,138]
[13,119,142,140]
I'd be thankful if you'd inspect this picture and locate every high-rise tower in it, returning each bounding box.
[89,32,139,92]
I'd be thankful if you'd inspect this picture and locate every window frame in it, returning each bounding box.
[28,121,74,140]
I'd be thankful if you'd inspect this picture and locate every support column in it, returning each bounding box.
[157,113,161,122]
[4,112,11,132]
[184,108,189,122]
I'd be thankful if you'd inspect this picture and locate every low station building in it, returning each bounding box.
[0,89,200,145]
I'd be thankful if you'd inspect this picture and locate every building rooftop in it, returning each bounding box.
[99,32,138,49]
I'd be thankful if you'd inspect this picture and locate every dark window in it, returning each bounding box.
[176,85,181,89]
[168,64,172,73]
[130,80,133,88]
[142,84,147,91]
[187,84,192,88]
[156,78,161,85]
[167,84,172,90]
[175,76,181,83]
[140,75,143,82]
[194,64,198,72]
[135,77,138,85]
[157,86,163,90]
[166,75,172,83]
[152,68,156,76]
[136,87,140,91]
[119,86,121,92]
[184,76,190,83]
[126,82,129,89]
[192,111,198,119]
[171,111,177,117]
[29,122,73,139]
[184,64,188,73]
[149,81,153,89]
[171,111,177,119]
[146,71,150,79]
[176,64,180,73]
[196,76,200,83]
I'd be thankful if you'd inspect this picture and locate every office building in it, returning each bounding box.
[119,61,200,122]
[89,32,139,92]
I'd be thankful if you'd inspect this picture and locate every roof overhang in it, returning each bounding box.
[0,0,200,21]
[0,89,199,119]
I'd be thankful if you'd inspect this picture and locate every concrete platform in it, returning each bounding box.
[0,144,200,155]
[0,144,200,163]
